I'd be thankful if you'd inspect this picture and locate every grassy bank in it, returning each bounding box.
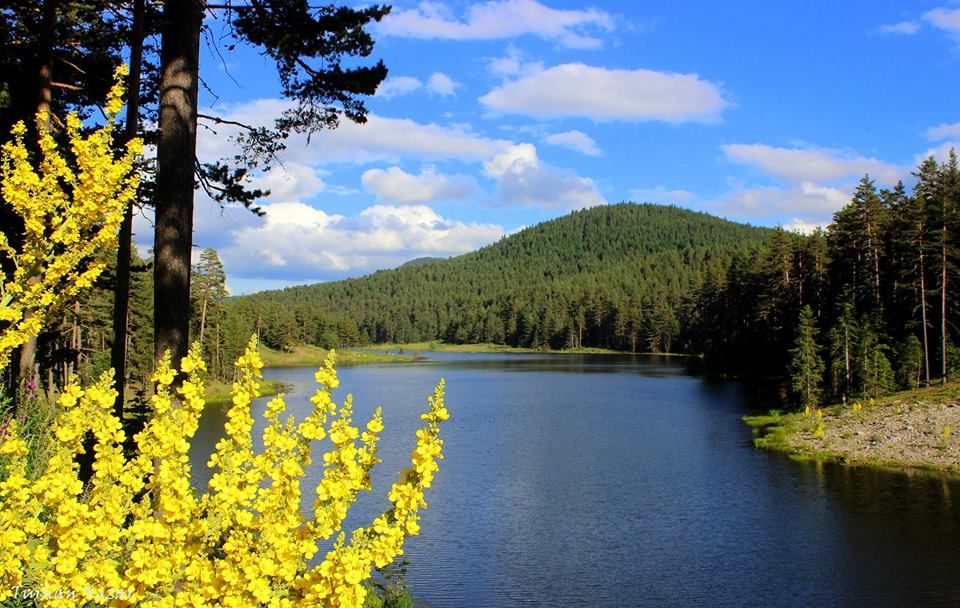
[259,344,414,367]
[745,381,960,473]
[357,341,668,355]
[205,378,283,408]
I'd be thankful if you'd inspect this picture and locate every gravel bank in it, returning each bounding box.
[745,384,960,473]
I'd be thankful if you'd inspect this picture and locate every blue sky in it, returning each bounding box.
[136,1,960,294]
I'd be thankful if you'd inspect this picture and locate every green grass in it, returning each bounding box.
[204,378,282,408]
[358,340,654,355]
[258,345,415,367]
[744,380,960,471]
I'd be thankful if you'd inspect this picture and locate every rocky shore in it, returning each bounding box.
[745,382,960,473]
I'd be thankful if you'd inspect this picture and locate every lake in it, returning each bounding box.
[190,352,960,607]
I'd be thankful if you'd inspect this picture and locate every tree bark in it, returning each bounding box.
[942,225,948,384]
[17,0,58,386]
[112,0,145,421]
[155,0,203,379]
[199,296,207,343]
[919,229,931,386]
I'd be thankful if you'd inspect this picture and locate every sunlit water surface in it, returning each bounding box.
[190,352,960,607]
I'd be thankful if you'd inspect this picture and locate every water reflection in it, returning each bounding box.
[188,353,960,608]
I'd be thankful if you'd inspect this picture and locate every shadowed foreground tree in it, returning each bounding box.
[154,0,390,383]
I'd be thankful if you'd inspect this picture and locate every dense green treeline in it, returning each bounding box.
[697,155,960,403]
[30,244,359,391]
[239,157,960,407]
[32,157,958,410]
[241,203,772,352]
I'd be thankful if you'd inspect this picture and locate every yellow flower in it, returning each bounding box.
[0,333,447,606]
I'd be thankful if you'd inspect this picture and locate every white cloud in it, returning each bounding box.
[483,143,606,208]
[376,76,423,99]
[876,7,960,38]
[543,130,602,156]
[198,99,513,165]
[361,166,476,203]
[877,20,920,35]
[783,219,823,235]
[628,186,695,204]
[426,72,458,97]
[705,182,851,226]
[378,0,615,49]
[917,141,960,164]
[131,195,264,262]
[487,44,544,77]
[479,63,728,122]
[248,162,327,201]
[197,99,511,166]
[376,73,459,99]
[923,7,960,33]
[722,143,902,184]
[221,202,504,282]
[926,122,960,140]
[309,115,512,164]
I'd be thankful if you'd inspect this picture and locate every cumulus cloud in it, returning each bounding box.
[220,202,504,283]
[376,76,423,99]
[628,186,696,205]
[483,143,606,208]
[876,7,960,38]
[426,72,458,97]
[722,143,902,184]
[375,73,459,98]
[923,7,960,33]
[378,0,615,49]
[783,219,824,234]
[132,195,264,263]
[543,130,602,156]
[926,122,960,140]
[248,162,327,201]
[916,141,960,164]
[877,20,920,35]
[198,99,512,165]
[361,166,476,203]
[479,63,727,122]
[705,182,850,226]
[487,44,544,77]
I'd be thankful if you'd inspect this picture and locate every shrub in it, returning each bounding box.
[0,339,447,607]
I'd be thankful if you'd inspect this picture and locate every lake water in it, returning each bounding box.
[190,352,960,607]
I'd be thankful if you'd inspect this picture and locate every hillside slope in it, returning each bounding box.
[242,203,772,352]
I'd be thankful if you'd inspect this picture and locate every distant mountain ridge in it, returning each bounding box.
[242,203,772,351]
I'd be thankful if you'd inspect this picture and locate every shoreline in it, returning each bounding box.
[745,381,960,475]
[258,345,416,367]
[356,340,690,356]
[204,378,283,408]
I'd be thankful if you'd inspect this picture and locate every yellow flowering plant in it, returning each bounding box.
[0,340,447,607]
[0,65,141,371]
[0,66,449,607]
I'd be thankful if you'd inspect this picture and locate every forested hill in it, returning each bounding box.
[238,203,772,351]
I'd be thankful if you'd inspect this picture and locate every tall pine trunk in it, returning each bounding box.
[154,0,202,380]
[942,223,948,384]
[17,0,57,386]
[112,0,145,421]
[919,227,931,386]
[199,297,207,344]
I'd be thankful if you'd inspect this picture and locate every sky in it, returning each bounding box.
[133,0,960,295]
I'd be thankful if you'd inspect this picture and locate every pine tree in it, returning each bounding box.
[858,320,895,398]
[788,306,824,406]
[935,150,959,383]
[827,301,857,400]
[191,248,229,377]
